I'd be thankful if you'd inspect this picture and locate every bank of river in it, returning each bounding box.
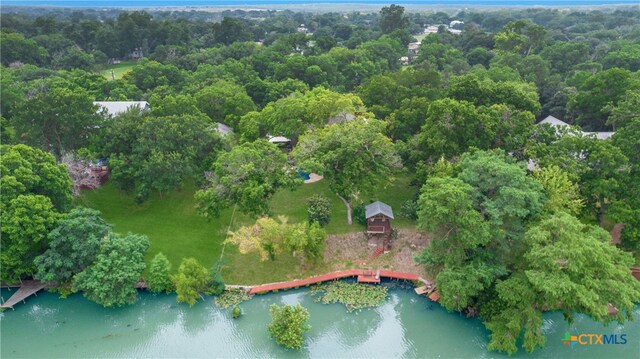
[1,284,638,358]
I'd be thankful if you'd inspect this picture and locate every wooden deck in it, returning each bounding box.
[249,269,419,294]
[1,280,46,309]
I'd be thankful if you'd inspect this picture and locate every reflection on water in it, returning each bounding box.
[1,285,638,358]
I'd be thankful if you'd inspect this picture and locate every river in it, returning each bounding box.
[1,284,638,358]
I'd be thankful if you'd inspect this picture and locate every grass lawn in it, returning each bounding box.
[99,61,136,80]
[78,172,418,284]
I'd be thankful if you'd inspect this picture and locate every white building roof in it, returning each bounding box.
[537,116,615,140]
[268,135,291,143]
[583,132,615,140]
[538,115,570,128]
[94,101,150,117]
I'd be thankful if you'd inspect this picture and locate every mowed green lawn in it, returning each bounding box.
[78,173,417,283]
[99,61,136,80]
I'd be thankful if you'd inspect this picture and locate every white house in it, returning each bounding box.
[536,115,615,140]
[94,101,150,117]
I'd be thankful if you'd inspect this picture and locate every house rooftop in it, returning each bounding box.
[214,122,234,136]
[94,101,150,117]
[268,135,291,143]
[365,201,394,219]
[538,115,569,127]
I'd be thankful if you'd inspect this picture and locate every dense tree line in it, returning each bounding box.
[1,4,639,354]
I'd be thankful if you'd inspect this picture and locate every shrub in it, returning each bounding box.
[268,304,311,350]
[353,204,367,225]
[400,199,419,220]
[307,194,331,227]
[232,306,242,319]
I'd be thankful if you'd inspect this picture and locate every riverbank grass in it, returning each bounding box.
[99,61,136,80]
[78,173,417,283]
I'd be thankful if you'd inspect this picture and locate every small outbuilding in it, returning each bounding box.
[365,201,394,235]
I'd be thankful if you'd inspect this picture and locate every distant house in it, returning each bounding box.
[328,112,356,125]
[450,20,464,28]
[536,115,615,140]
[365,201,394,235]
[131,48,144,60]
[407,41,421,61]
[94,101,150,117]
[297,24,309,33]
[214,122,234,136]
[538,115,570,128]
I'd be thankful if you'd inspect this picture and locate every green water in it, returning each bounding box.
[1,285,638,358]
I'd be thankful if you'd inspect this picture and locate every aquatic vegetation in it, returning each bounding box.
[309,281,388,311]
[214,289,251,309]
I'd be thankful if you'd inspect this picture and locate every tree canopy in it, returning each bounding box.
[196,139,299,218]
[73,232,149,307]
[293,119,401,224]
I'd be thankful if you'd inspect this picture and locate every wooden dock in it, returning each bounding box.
[249,269,419,294]
[1,280,46,309]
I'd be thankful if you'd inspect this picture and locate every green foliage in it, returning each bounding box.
[379,5,408,34]
[195,80,255,127]
[243,87,366,143]
[1,195,61,283]
[417,176,491,270]
[73,233,149,307]
[0,32,48,66]
[1,144,73,212]
[486,213,640,354]
[34,207,111,284]
[226,216,326,262]
[214,289,250,309]
[13,78,102,156]
[400,199,418,221]
[232,305,242,319]
[173,257,211,306]
[352,204,367,226]
[268,304,311,350]
[147,252,174,293]
[196,139,299,218]
[102,111,224,200]
[532,165,584,215]
[307,194,331,227]
[309,281,388,311]
[528,133,628,226]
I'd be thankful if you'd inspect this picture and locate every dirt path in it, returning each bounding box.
[323,229,431,280]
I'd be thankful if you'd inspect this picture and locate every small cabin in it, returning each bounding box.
[365,201,394,234]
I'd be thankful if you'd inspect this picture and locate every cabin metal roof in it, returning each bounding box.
[365,201,394,219]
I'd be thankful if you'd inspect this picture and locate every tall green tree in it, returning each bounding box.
[147,252,174,293]
[293,120,401,224]
[196,140,299,218]
[1,144,73,212]
[379,5,408,34]
[34,207,111,284]
[1,195,61,283]
[12,78,102,156]
[173,258,210,306]
[528,134,628,227]
[195,80,255,128]
[73,233,149,307]
[485,213,640,354]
